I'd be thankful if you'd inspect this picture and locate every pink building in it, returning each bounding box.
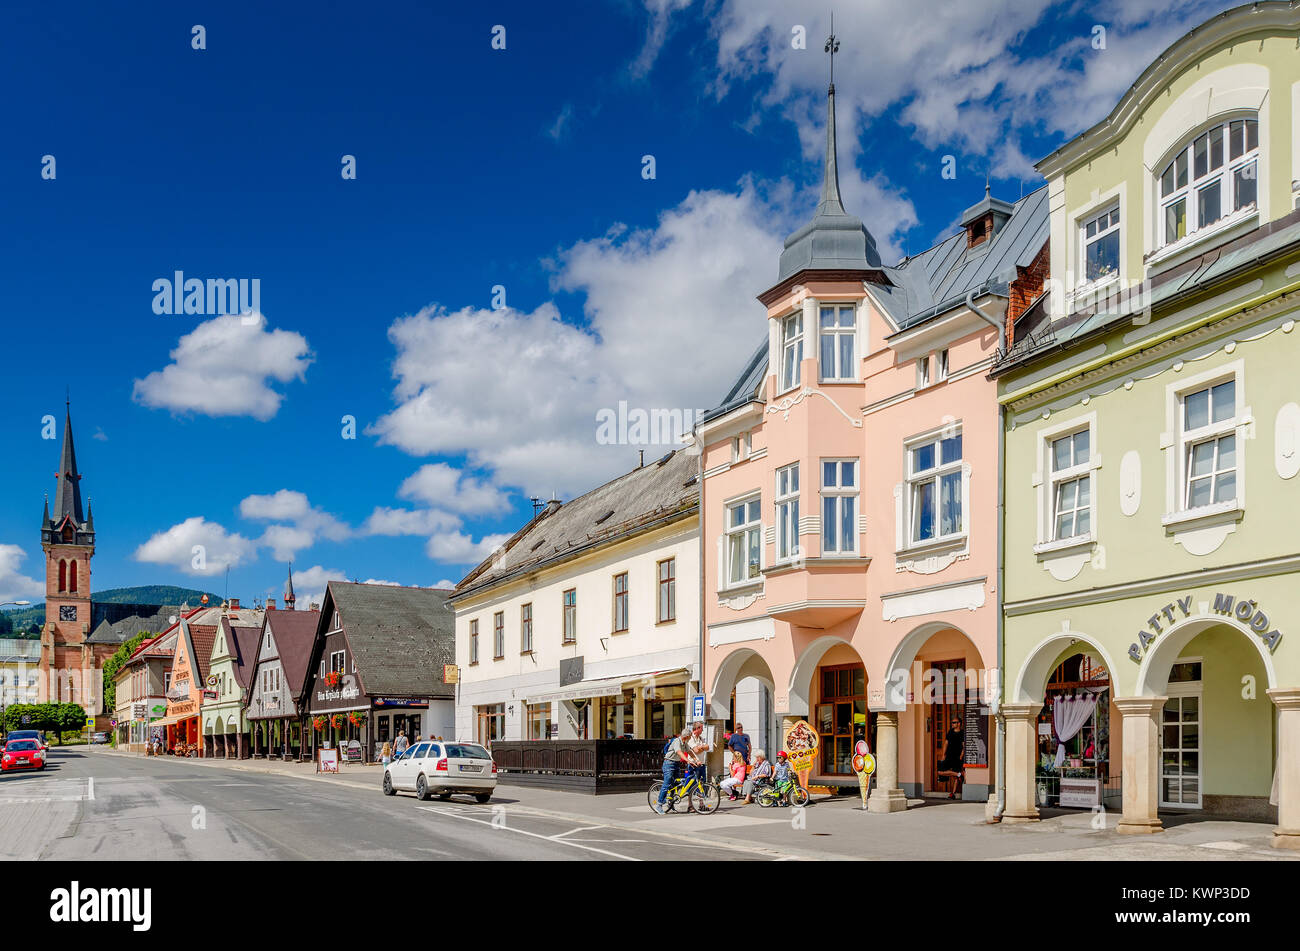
[696,75,1048,805]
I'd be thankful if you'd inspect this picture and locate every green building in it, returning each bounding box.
[992,3,1300,848]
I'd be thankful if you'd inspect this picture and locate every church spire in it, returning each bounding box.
[51,401,86,527]
[284,563,296,609]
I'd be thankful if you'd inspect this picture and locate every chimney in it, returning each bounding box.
[267,598,277,611]
[231,598,241,610]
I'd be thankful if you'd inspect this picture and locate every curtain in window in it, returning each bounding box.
[1051,694,1097,768]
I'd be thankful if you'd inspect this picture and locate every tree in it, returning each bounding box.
[102,632,149,714]
[55,702,87,743]
[4,703,60,741]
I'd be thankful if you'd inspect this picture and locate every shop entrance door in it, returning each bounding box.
[929,660,966,792]
[1161,686,1202,808]
[815,664,866,776]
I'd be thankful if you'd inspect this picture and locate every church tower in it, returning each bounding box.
[38,402,96,704]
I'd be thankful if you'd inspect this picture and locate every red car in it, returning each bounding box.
[1,739,46,771]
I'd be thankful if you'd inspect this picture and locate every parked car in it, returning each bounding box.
[1,739,46,771]
[90,732,109,744]
[4,730,47,750]
[382,740,496,803]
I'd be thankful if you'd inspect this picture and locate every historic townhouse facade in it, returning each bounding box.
[994,3,1300,848]
[698,66,1048,802]
[450,451,700,748]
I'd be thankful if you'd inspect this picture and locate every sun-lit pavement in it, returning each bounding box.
[5,745,1292,861]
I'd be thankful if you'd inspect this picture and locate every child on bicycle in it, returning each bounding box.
[773,750,798,805]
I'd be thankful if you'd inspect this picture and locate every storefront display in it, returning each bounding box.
[1035,654,1111,808]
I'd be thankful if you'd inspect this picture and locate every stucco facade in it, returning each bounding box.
[997,3,1300,846]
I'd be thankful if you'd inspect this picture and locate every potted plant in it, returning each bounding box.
[348,710,367,727]
[330,713,345,730]
[312,716,327,733]
[324,670,342,689]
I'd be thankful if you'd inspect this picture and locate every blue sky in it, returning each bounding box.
[0,0,1239,607]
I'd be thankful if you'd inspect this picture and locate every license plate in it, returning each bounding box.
[459,764,482,772]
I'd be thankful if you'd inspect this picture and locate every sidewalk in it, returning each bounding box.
[90,747,1296,861]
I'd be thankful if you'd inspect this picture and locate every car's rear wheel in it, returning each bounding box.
[416,774,430,801]
[382,772,395,796]
[473,793,492,804]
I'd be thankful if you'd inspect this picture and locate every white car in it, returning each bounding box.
[382,740,497,803]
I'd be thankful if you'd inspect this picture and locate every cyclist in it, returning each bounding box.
[772,750,797,805]
[656,727,695,814]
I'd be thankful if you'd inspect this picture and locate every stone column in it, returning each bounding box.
[1001,703,1041,823]
[867,711,908,813]
[1268,688,1300,850]
[1115,696,1165,835]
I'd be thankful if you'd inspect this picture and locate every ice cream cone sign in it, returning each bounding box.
[853,739,876,808]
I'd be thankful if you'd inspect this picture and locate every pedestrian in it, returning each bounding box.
[393,730,409,756]
[687,721,711,787]
[726,722,751,764]
[720,751,747,801]
[937,717,965,799]
[741,750,772,804]
[656,728,695,815]
[381,741,392,767]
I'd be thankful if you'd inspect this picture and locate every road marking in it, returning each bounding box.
[417,806,641,861]
[87,777,94,801]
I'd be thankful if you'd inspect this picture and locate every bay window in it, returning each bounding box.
[907,431,963,544]
[775,463,801,562]
[726,496,762,585]
[819,305,856,381]
[821,459,858,554]
[780,312,803,391]
[1159,118,1258,248]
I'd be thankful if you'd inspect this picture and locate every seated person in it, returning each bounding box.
[720,753,747,800]
[741,749,773,804]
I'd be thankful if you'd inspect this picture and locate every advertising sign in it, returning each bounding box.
[690,694,705,721]
[1059,777,1102,808]
[317,748,340,773]
[442,664,459,685]
[782,719,819,772]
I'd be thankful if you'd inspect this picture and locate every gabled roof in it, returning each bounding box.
[263,609,321,694]
[221,620,262,690]
[316,583,455,699]
[452,449,699,600]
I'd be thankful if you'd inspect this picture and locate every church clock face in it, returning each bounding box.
[59,604,77,622]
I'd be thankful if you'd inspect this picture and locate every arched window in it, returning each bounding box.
[69,561,78,593]
[58,560,66,592]
[1158,117,1258,248]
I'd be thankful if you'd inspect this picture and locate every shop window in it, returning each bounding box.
[815,664,868,776]
[1035,654,1113,809]
[526,702,553,740]
[598,690,636,739]
[476,704,505,746]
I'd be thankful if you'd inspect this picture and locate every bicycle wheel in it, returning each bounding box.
[691,782,721,815]
[756,786,777,808]
[789,784,810,808]
[648,781,664,813]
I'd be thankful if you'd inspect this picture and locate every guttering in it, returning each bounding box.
[966,290,1009,820]
[964,288,1007,355]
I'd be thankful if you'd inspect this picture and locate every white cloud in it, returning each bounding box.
[132,313,313,421]
[369,182,785,496]
[398,464,511,516]
[547,103,575,141]
[259,524,317,563]
[0,545,44,604]
[360,506,463,537]
[630,0,693,79]
[286,564,348,612]
[425,531,510,566]
[239,489,351,560]
[134,517,257,577]
[432,579,456,589]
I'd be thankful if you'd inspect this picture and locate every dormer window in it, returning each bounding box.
[1159,118,1258,248]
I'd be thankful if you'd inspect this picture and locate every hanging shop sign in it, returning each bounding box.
[1127,592,1284,662]
[443,665,459,685]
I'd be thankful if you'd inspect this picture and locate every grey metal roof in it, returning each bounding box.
[86,604,181,645]
[454,449,699,599]
[323,582,455,699]
[777,85,881,282]
[0,639,41,663]
[705,184,1050,419]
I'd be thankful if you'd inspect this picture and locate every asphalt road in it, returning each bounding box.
[0,746,774,861]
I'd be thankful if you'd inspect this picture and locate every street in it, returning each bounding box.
[0,746,784,862]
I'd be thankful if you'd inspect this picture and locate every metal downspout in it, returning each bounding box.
[966,289,1008,820]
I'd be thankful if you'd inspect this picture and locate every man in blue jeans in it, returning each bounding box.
[656,727,695,814]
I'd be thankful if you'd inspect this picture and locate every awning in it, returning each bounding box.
[149,713,198,729]
[526,667,689,705]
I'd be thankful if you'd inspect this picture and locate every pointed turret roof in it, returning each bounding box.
[51,404,86,527]
[284,563,296,607]
[776,73,881,283]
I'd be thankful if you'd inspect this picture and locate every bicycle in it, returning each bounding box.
[755,774,809,808]
[647,768,721,815]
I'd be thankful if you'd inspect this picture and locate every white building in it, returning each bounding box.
[449,450,701,745]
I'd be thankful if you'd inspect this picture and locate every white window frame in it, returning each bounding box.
[1179,378,1239,512]
[1079,204,1121,286]
[779,312,803,393]
[1032,412,1101,552]
[935,349,949,382]
[818,304,857,382]
[724,494,762,588]
[1049,428,1093,542]
[820,458,859,555]
[774,463,801,563]
[1160,668,1203,809]
[731,431,752,463]
[904,427,965,548]
[1157,116,1259,252]
[916,355,931,390]
[1162,362,1247,529]
[329,650,345,673]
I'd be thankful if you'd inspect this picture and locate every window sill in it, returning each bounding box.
[1067,274,1120,310]
[655,618,677,626]
[1162,500,1244,532]
[1033,534,1096,557]
[718,578,764,597]
[519,650,534,657]
[1145,208,1258,273]
[896,535,968,560]
[561,640,577,647]
[610,629,629,636]
[492,655,504,662]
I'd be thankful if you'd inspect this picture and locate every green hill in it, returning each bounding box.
[0,585,220,638]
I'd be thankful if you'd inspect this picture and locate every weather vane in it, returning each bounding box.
[824,14,840,88]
